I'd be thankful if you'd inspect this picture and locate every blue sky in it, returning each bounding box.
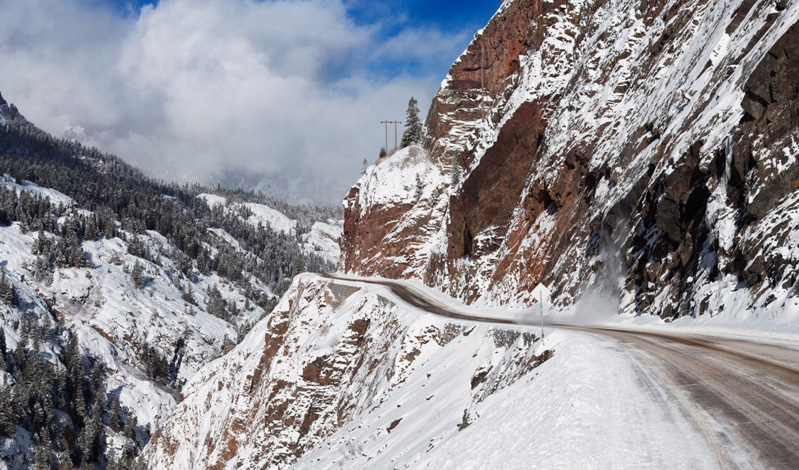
[0,0,502,203]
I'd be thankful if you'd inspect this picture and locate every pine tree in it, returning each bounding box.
[181,284,195,305]
[141,344,152,379]
[0,272,15,305]
[13,334,28,376]
[34,254,51,284]
[108,395,123,432]
[78,399,104,465]
[401,97,423,147]
[0,327,6,366]
[206,285,227,319]
[131,261,144,289]
[0,384,15,437]
[33,434,52,470]
[124,414,138,442]
[32,230,48,255]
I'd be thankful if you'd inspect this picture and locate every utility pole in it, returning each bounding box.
[540,288,545,341]
[392,120,402,149]
[380,120,390,152]
[381,120,402,151]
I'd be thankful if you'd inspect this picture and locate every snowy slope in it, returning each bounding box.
[199,192,342,264]
[0,219,267,428]
[300,221,341,265]
[198,193,297,235]
[142,274,547,469]
[296,328,716,470]
[243,202,297,235]
[145,275,724,469]
[0,175,74,206]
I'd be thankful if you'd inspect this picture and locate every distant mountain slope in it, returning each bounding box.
[0,91,341,468]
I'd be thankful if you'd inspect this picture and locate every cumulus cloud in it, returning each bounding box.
[0,0,474,204]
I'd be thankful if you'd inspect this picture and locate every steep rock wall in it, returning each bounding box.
[342,0,799,319]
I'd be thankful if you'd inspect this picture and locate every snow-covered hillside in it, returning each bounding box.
[198,192,342,264]
[300,221,342,266]
[0,175,74,207]
[144,274,743,469]
[0,184,269,428]
[198,193,297,235]
[144,274,551,469]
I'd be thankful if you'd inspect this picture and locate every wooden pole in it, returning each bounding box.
[380,120,389,152]
[540,288,545,340]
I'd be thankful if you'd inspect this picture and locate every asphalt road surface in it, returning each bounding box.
[323,274,799,469]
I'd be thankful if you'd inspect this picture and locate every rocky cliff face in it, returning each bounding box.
[143,275,546,469]
[342,0,799,319]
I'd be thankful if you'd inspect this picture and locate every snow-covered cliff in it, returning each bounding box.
[144,274,552,469]
[342,0,799,322]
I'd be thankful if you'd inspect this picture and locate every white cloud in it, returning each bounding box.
[373,27,472,66]
[0,0,472,204]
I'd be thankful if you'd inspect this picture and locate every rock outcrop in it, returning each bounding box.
[144,275,547,469]
[342,0,799,319]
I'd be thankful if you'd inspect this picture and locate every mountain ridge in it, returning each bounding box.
[0,91,341,468]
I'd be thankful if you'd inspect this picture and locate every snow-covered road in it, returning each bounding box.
[322,274,799,469]
[571,326,799,470]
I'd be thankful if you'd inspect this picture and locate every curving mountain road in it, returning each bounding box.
[323,274,799,469]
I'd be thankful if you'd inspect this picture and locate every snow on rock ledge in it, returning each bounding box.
[341,145,449,279]
[143,274,549,469]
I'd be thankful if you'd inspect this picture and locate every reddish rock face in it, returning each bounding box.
[343,0,799,317]
[340,189,415,278]
[342,0,569,282]
[424,0,566,164]
[449,100,547,262]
